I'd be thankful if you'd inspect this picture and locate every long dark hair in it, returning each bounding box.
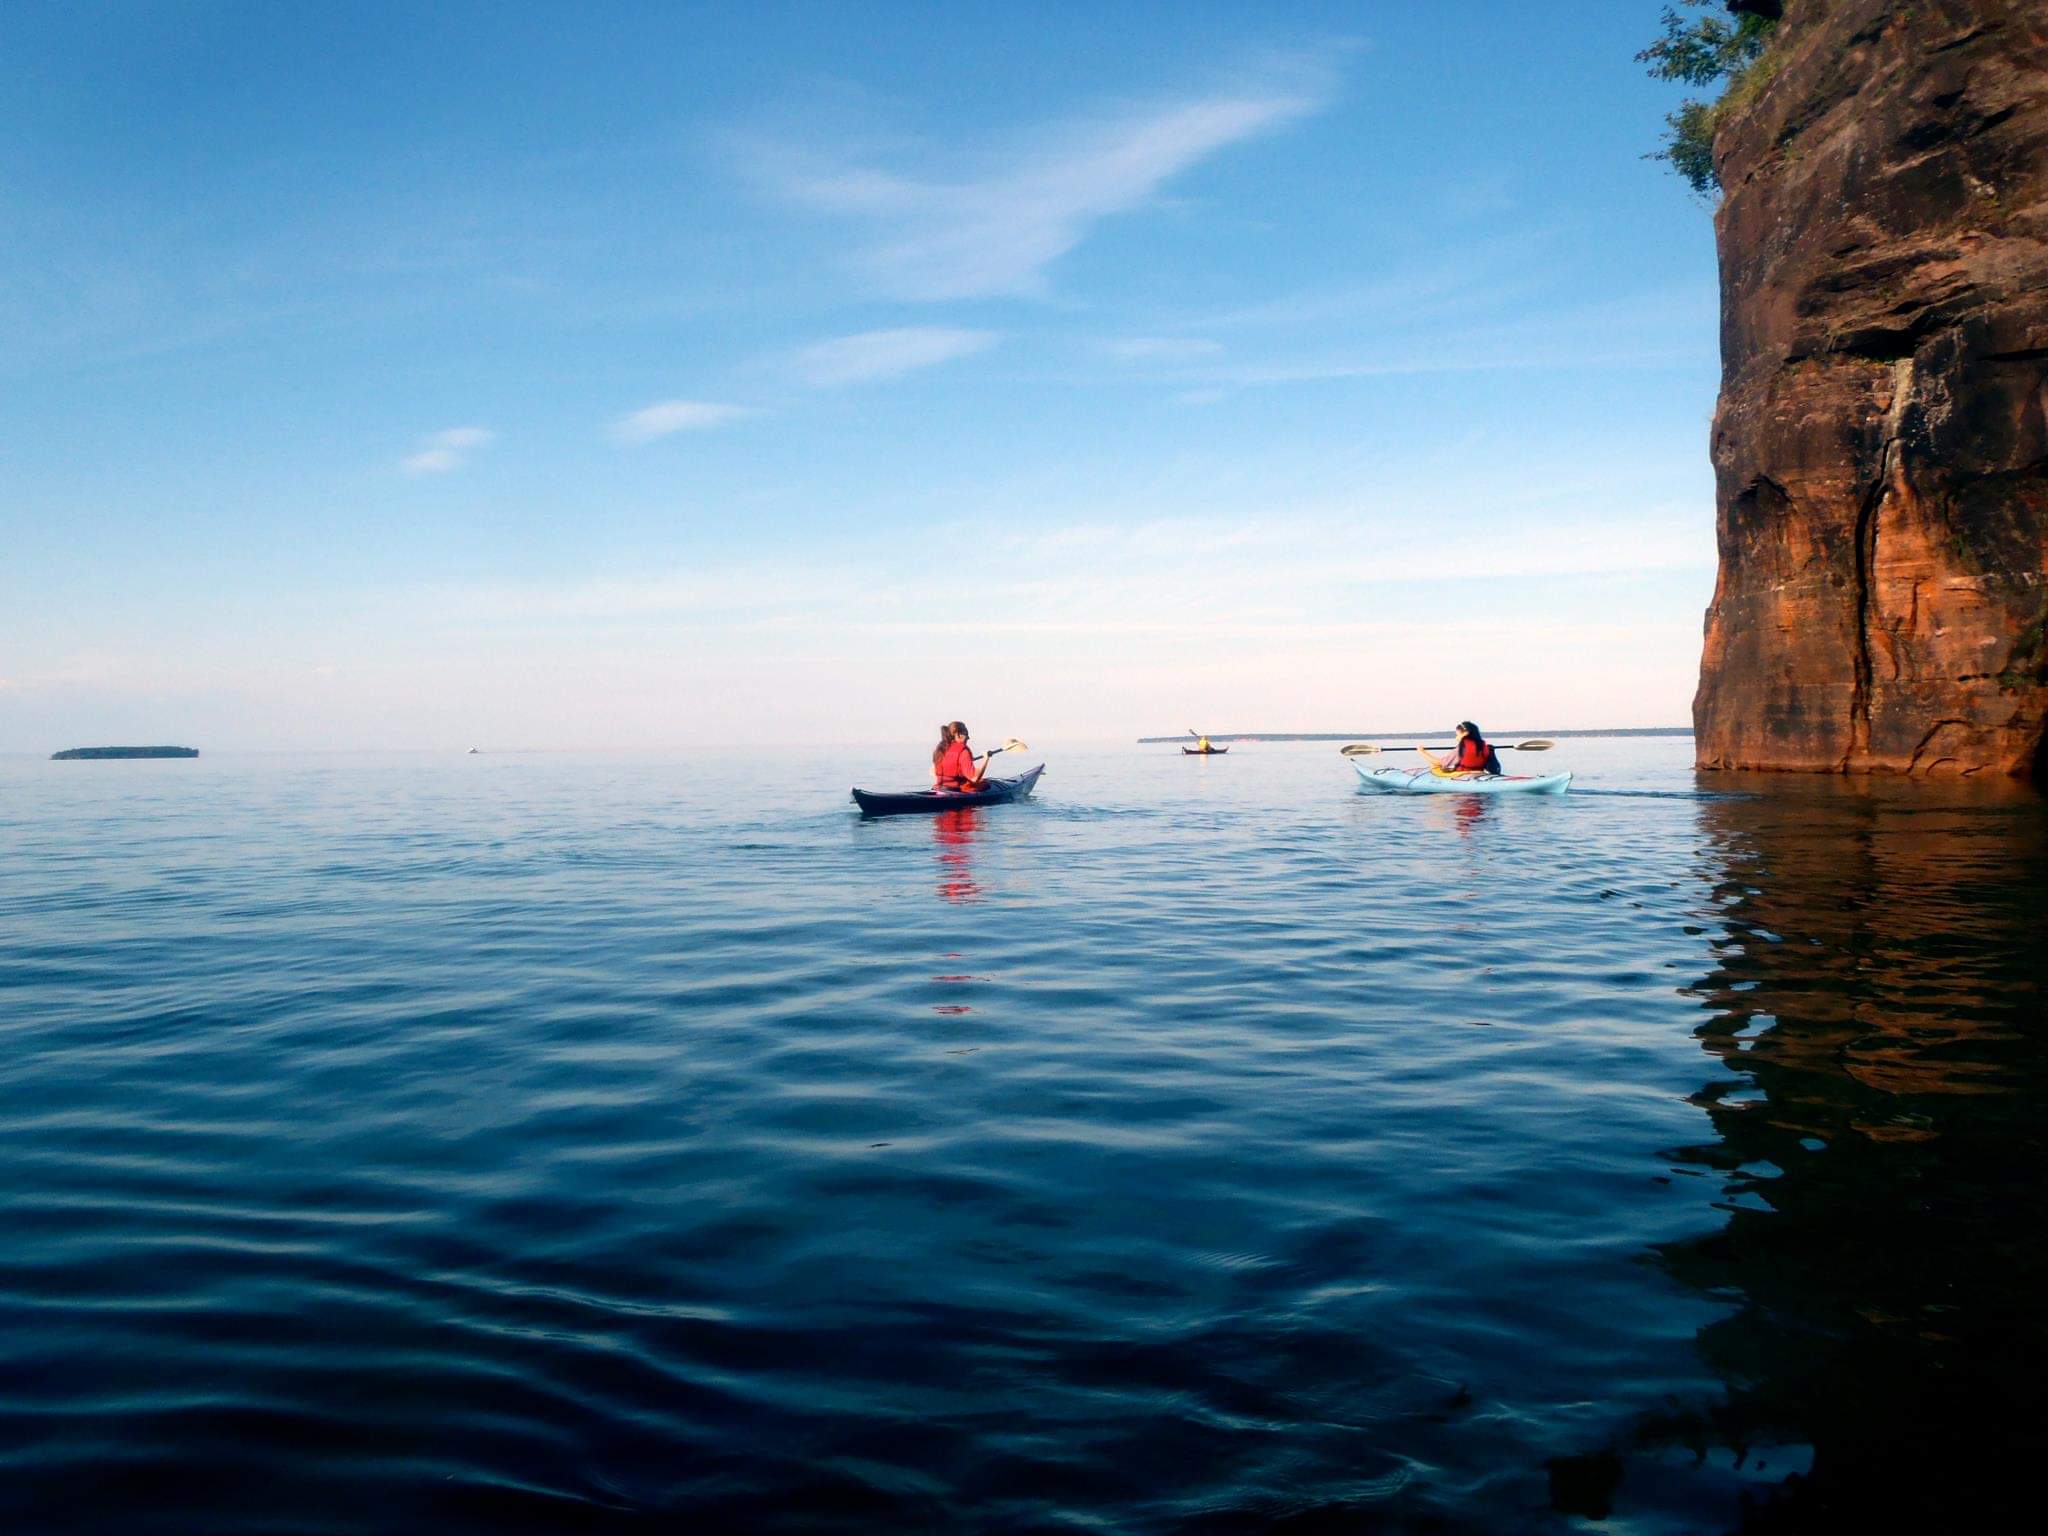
[1458,720,1483,742]
[932,723,955,770]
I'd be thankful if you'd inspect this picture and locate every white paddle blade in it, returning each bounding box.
[1001,737,1028,752]
[1339,743,1383,756]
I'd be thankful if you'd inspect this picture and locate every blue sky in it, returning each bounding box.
[1,1,1721,750]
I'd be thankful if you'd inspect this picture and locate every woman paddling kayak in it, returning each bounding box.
[853,727,1039,815]
[1418,721,1502,777]
[933,721,991,793]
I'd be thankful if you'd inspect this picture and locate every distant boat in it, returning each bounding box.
[468,748,480,755]
[1182,745,1229,755]
[51,746,198,761]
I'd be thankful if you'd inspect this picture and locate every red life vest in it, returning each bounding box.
[934,740,976,789]
[1453,736,1500,773]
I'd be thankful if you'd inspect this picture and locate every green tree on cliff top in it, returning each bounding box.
[1640,0,1783,195]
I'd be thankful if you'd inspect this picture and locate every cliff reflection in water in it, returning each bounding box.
[1655,777,2048,1530]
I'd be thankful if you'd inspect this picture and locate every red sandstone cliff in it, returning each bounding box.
[1693,0,2048,777]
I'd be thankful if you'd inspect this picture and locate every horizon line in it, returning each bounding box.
[1136,727,1695,743]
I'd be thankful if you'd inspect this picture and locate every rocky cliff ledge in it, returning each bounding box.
[1694,0,2048,777]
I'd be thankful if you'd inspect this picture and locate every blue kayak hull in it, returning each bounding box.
[852,764,1045,817]
[1352,761,1570,795]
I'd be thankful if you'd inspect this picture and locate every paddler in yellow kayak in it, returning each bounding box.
[1418,721,1502,777]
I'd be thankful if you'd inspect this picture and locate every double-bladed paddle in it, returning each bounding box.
[1339,739,1555,756]
[975,737,1029,770]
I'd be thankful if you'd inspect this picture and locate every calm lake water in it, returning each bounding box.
[2,737,2043,1533]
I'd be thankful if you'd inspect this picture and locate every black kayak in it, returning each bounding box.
[1181,746,1228,755]
[852,764,1045,817]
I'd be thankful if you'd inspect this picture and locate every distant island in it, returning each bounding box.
[51,746,199,760]
[1136,728,1694,744]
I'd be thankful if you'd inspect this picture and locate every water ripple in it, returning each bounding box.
[2,742,2042,1532]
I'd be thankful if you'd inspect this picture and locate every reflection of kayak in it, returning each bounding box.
[853,764,1045,817]
[1352,761,1571,796]
[1182,746,1228,755]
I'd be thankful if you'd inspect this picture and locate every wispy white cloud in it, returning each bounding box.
[427,565,868,624]
[1231,304,1715,384]
[411,505,1710,641]
[8,486,1712,748]
[748,60,1338,299]
[990,509,1713,592]
[1100,336,1223,361]
[1442,172,1516,220]
[400,426,494,475]
[1099,282,1719,387]
[609,399,752,443]
[791,326,997,386]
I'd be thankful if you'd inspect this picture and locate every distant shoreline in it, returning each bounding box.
[1136,728,1695,744]
[51,746,200,760]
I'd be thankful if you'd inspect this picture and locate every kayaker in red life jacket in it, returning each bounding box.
[932,721,989,792]
[1419,721,1503,776]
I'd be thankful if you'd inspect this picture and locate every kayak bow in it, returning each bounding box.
[852,764,1046,817]
[1352,760,1571,796]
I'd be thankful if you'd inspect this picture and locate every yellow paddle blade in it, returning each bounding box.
[1338,743,1382,756]
[1513,739,1556,751]
[1000,737,1027,752]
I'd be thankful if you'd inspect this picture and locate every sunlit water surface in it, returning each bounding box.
[2,738,2043,1533]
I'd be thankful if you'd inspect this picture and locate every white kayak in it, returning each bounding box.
[1353,761,1572,796]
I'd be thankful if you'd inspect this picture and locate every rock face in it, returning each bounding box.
[1694,0,2048,778]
